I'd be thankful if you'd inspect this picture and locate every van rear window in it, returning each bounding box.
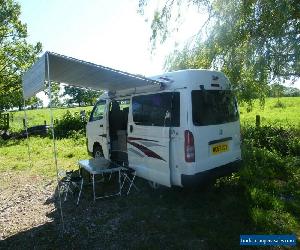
[132,92,180,127]
[192,90,239,126]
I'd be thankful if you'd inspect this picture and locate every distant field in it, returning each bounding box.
[8,106,93,131]
[239,97,300,128]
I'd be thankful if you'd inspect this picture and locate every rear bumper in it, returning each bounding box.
[181,160,242,187]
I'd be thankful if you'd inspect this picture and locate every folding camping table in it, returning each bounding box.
[77,158,137,204]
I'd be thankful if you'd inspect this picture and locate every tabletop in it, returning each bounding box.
[78,158,124,175]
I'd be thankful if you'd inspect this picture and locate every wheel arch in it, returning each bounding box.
[93,142,104,158]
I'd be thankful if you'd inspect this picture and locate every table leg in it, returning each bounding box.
[92,174,96,202]
[77,166,83,205]
[77,178,84,205]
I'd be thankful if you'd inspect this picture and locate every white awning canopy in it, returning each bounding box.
[22,51,162,99]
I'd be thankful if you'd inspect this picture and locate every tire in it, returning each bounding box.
[93,144,104,158]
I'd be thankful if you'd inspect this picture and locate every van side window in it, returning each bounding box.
[90,100,105,122]
[132,92,180,127]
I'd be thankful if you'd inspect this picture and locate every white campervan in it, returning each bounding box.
[86,69,241,187]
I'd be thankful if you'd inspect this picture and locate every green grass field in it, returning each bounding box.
[239,97,300,128]
[8,106,93,132]
[0,136,89,177]
[0,97,299,248]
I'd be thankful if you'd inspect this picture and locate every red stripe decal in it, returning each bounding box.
[127,141,166,162]
[127,137,159,143]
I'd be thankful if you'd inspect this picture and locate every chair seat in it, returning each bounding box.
[59,170,83,203]
[123,168,135,174]
[70,176,82,182]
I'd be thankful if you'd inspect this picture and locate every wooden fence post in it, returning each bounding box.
[256,115,260,127]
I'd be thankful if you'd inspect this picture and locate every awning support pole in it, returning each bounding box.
[23,99,33,168]
[46,52,65,233]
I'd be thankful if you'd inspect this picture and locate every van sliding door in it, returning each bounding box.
[128,92,180,187]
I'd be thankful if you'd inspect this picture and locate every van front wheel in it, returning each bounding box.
[93,145,103,158]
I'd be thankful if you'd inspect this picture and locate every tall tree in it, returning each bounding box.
[44,82,62,107]
[139,0,300,105]
[27,96,43,109]
[63,86,100,107]
[0,0,42,111]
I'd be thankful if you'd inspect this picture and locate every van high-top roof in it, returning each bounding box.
[102,69,231,99]
[150,69,231,90]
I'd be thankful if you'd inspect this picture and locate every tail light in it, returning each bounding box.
[184,130,195,162]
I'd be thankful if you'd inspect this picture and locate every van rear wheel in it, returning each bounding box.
[93,145,103,158]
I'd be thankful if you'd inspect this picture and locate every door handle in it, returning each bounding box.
[100,124,103,127]
[170,129,177,138]
[130,125,133,133]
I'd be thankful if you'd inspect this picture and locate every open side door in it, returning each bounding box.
[86,99,109,158]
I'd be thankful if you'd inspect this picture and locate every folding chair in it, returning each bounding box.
[58,170,83,202]
[121,167,138,195]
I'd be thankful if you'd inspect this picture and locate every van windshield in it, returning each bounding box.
[192,90,239,126]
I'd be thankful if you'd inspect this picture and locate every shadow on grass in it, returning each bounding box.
[0,176,260,250]
[0,137,25,148]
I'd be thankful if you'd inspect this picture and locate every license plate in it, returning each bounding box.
[212,143,229,155]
